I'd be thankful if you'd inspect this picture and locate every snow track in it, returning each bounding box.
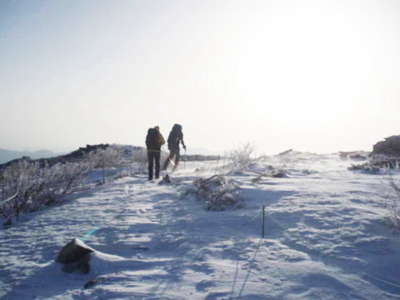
[1,155,400,299]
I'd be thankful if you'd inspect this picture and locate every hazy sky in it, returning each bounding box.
[1,0,399,154]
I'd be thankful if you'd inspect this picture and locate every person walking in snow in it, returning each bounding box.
[146,126,165,180]
[162,123,186,171]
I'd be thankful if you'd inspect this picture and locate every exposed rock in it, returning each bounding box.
[159,174,171,185]
[339,151,369,161]
[348,137,400,172]
[372,135,400,157]
[271,170,288,178]
[84,279,98,289]
[350,154,368,161]
[56,238,94,274]
[84,276,106,289]
[278,149,293,156]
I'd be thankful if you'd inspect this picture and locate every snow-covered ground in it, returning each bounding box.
[1,152,400,299]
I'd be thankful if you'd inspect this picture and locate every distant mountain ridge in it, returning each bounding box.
[0,144,146,171]
[0,145,114,169]
[0,148,58,164]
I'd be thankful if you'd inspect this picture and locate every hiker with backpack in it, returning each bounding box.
[146,126,165,180]
[163,124,186,171]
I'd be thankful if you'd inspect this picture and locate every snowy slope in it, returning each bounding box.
[1,153,400,299]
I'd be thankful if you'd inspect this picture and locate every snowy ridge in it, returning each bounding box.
[1,153,400,299]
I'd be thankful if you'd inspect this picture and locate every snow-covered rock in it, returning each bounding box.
[193,175,242,210]
[56,238,94,273]
[339,151,369,161]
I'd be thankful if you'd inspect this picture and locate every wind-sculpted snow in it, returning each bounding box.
[0,153,400,299]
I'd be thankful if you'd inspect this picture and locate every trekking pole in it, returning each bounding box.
[262,205,265,239]
[184,147,187,169]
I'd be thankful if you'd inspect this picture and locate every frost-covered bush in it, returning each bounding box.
[0,160,92,224]
[348,163,381,174]
[0,145,129,225]
[0,160,41,219]
[87,147,123,183]
[349,157,400,174]
[87,147,122,169]
[228,143,255,171]
[132,148,148,174]
[192,175,242,211]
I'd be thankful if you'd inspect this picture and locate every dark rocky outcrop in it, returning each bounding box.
[372,135,400,157]
[56,238,94,274]
[339,151,369,161]
[348,136,400,172]
[54,144,109,163]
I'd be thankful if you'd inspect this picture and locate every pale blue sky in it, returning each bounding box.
[1,0,399,154]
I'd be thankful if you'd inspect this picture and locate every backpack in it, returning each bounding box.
[167,125,183,150]
[146,128,161,150]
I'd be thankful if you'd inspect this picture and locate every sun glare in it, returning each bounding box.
[229,2,367,128]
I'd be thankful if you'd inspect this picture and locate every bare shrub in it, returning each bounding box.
[87,147,123,183]
[0,145,131,225]
[228,143,257,173]
[0,160,42,218]
[52,161,92,194]
[0,160,92,224]
[132,148,148,174]
[192,175,242,211]
[87,147,122,169]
